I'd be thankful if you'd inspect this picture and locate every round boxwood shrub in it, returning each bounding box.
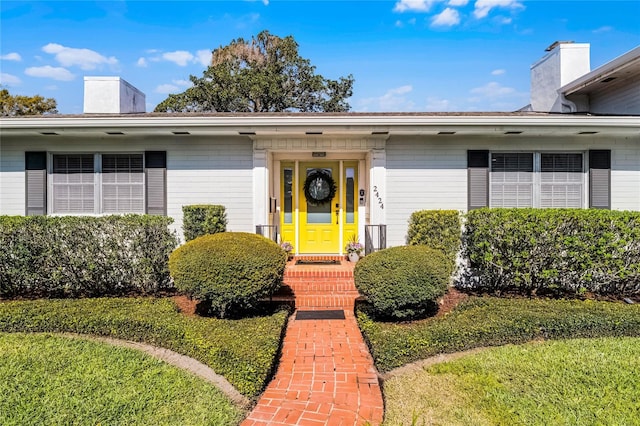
[354,246,451,320]
[169,232,287,318]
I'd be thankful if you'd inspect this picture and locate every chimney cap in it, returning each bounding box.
[545,41,575,52]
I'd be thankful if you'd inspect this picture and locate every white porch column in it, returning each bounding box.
[253,148,269,231]
[369,148,386,226]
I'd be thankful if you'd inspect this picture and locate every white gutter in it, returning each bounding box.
[1,114,639,130]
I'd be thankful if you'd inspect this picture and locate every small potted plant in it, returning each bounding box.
[280,241,294,260]
[345,235,363,262]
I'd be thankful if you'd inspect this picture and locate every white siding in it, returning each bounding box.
[385,136,467,247]
[2,132,638,248]
[0,135,254,241]
[611,144,640,211]
[590,82,640,116]
[167,136,254,239]
[384,135,640,247]
[0,143,25,215]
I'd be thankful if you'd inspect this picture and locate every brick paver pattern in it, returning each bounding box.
[242,259,384,426]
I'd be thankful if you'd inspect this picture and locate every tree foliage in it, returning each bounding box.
[0,89,58,116]
[155,31,354,113]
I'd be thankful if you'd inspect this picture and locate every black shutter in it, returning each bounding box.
[589,150,611,209]
[468,150,489,210]
[25,152,47,216]
[145,151,167,215]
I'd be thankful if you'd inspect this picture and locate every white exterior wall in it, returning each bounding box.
[166,136,254,238]
[385,135,640,247]
[611,137,640,211]
[0,140,24,215]
[2,132,638,248]
[385,136,467,247]
[0,135,254,240]
[590,82,640,115]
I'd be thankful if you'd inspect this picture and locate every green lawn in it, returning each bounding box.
[383,337,640,426]
[0,297,289,397]
[357,296,640,372]
[0,333,243,425]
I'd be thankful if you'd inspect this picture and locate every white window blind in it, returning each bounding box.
[102,154,144,213]
[540,153,583,208]
[52,154,95,213]
[490,153,534,208]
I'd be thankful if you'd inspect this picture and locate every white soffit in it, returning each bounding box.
[1,114,639,137]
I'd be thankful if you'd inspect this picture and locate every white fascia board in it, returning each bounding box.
[561,46,640,96]
[1,115,639,136]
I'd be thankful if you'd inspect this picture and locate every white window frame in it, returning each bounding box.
[101,153,145,214]
[489,151,587,209]
[47,152,145,215]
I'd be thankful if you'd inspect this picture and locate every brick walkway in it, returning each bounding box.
[242,258,384,426]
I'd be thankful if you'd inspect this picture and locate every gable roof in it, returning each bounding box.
[561,46,640,97]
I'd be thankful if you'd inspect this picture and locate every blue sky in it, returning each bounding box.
[1,1,639,114]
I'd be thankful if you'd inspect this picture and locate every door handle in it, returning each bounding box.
[335,203,340,224]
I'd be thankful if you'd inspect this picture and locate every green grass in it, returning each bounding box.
[0,332,243,425]
[383,337,640,425]
[0,297,289,397]
[357,296,640,372]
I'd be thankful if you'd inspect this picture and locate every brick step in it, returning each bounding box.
[289,255,347,262]
[280,280,357,294]
[293,293,362,309]
[284,270,354,279]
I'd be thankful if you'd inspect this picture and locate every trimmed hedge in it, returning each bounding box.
[354,246,451,320]
[182,205,227,241]
[407,209,461,264]
[169,232,287,318]
[459,209,640,297]
[0,297,289,397]
[357,296,640,372]
[0,215,177,299]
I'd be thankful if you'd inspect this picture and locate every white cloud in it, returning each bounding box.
[155,79,192,94]
[162,51,194,66]
[262,0,269,4]
[0,73,21,85]
[173,79,192,87]
[425,96,454,111]
[394,0,435,13]
[448,0,468,5]
[431,7,460,26]
[491,68,506,75]
[155,84,180,94]
[593,25,613,34]
[467,82,529,110]
[1,52,22,61]
[358,85,415,112]
[473,0,523,19]
[42,43,118,70]
[470,81,517,99]
[138,49,210,68]
[396,18,418,27]
[195,49,212,67]
[25,65,75,81]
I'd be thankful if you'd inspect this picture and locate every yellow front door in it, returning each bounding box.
[280,161,358,254]
[299,162,340,253]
